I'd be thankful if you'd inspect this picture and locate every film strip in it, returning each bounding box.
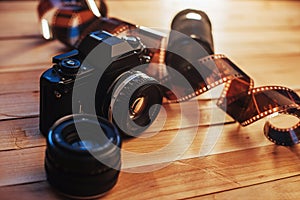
[38,0,300,146]
[160,54,300,146]
[37,0,108,46]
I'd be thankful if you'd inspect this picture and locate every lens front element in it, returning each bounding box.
[130,96,147,119]
[110,70,163,137]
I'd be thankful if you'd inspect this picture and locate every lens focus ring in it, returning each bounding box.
[45,114,121,199]
[110,70,163,137]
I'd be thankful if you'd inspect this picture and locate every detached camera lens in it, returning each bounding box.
[45,114,121,199]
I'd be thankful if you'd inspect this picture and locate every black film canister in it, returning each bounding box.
[170,9,214,54]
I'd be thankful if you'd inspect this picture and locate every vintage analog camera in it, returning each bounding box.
[40,30,163,137]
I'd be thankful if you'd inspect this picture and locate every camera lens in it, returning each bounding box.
[109,70,162,137]
[45,114,121,199]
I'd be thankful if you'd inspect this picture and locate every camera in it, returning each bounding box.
[40,30,163,137]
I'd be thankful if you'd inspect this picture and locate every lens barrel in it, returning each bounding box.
[109,70,162,137]
[45,114,121,199]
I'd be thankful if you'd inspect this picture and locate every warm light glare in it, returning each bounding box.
[268,112,279,119]
[41,19,51,40]
[86,0,101,17]
[186,13,202,20]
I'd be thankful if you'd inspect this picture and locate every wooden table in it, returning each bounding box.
[1,0,300,199]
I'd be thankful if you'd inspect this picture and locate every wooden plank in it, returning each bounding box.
[0,39,64,67]
[121,119,278,169]
[0,91,38,120]
[231,56,300,89]
[0,146,46,187]
[215,29,300,57]
[0,117,44,151]
[0,145,299,199]
[0,68,44,95]
[200,175,300,200]
[2,176,300,200]
[109,144,300,199]
[0,181,62,200]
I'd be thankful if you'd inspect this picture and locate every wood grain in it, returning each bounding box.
[200,175,300,200]
[0,0,300,199]
[2,175,299,200]
[0,91,38,120]
[0,117,43,151]
[1,1,300,38]
[0,69,43,95]
[0,145,299,199]
[0,117,296,186]
[0,39,65,67]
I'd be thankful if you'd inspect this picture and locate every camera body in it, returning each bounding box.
[40,31,162,136]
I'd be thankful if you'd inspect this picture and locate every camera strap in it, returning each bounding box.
[38,0,300,146]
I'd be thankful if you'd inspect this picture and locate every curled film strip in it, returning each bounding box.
[161,54,300,146]
[38,0,300,146]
